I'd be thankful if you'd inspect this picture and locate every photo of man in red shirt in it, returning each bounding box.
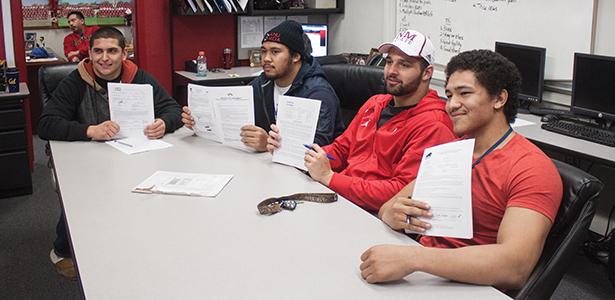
[63,11,100,62]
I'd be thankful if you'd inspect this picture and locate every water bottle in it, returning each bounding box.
[196,51,207,77]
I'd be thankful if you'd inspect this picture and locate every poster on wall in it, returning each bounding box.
[22,0,52,28]
[57,0,132,27]
[23,0,133,28]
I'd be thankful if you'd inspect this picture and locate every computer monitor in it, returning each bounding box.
[302,24,328,57]
[495,42,546,103]
[571,53,615,122]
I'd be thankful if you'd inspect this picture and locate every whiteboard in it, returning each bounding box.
[395,0,594,80]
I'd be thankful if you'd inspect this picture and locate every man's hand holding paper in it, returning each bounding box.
[378,194,433,232]
[86,120,120,141]
[405,139,475,239]
[144,118,166,139]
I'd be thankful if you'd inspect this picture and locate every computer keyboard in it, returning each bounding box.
[528,106,574,116]
[541,119,615,147]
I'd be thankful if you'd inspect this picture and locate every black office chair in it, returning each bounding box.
[38,63,79,191]
[511,159,603,300]
[320,64,384,126]
[38,63,78,108]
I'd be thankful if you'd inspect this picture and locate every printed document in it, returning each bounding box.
[188,84,254,150]
[133,171,233,197]
[272,95,322,170]
[108,83,154,139]
[106,138,173,155]
[240,16,264,48]
[406,139,475,239]
[264,16,286,32]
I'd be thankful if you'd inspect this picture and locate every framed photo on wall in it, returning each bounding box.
[25,32,37,42]
[25,40,36,51]
[249,49,262,67]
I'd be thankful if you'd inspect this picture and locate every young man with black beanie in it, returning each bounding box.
[182,20,344,151]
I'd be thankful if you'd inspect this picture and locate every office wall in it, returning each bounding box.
[132,0,172,91]
[172,14,236,70]
[328,1,395,55]
[330,0,615,63]
[594,0,615,56]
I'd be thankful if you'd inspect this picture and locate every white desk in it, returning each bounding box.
[50,128,507,299]
[515,114,615,167]
[173,67,263,106]
[175,66,262,83]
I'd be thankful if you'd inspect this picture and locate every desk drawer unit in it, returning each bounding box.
[0,107,26,130]
[0,97,32,198]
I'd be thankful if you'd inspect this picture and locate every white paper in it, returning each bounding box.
[188,84,255,150]
[212,88,255,150]
[186,0,197,12]
[227,0,238,12]
[407,139,475,239]
[240,16,264,49]
[510,118,534,128]
[133,171,233,197]
[106,138,173,155]
[237,0,248,11]
[108,83,154,139]
[272,96,322,170]
[188,84,223,143]
[200,0,213,12]
[221,0,233,12]
[194,0,206,12]
[264,16,286,33]
[286,15,308,24]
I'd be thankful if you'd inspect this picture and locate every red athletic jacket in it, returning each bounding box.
[63,26,100,61]
[323,91,456,213]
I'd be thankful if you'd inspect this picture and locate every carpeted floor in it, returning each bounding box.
[0,136,613,299]
[0,136,81,300]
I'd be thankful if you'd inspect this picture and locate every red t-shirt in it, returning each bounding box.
[420,134,563,248]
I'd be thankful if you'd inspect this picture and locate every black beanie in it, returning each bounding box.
[262,20,305,57]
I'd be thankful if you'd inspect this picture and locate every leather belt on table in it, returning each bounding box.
[257,193,338,215]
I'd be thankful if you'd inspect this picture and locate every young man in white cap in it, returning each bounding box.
[360,50,562,290]
[268,29,456,214]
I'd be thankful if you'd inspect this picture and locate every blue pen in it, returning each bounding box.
[303,144,335,161]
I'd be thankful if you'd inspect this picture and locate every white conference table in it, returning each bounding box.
[51,128,508,299]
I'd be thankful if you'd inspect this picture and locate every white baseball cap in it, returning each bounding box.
[378,29,435,65]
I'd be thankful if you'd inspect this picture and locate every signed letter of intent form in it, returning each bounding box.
[408,139,475,239]
[272,95,321,170]
[108,82,154,139]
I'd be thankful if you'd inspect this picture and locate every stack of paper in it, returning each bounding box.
[133,171,233,197]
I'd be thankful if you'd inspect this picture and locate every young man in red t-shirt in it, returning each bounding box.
[360,50,563,290]
[63,11,100,62]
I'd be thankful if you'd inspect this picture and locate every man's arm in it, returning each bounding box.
[361,207,552,290]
